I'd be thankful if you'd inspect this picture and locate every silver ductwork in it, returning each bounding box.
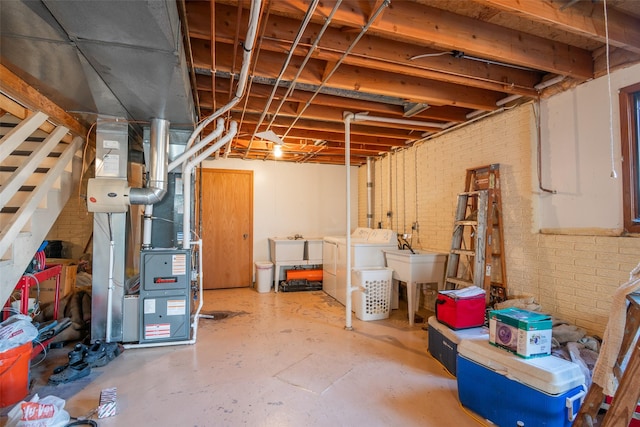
[130,118,170,205]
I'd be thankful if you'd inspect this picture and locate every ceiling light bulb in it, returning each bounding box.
[273,144,283,158]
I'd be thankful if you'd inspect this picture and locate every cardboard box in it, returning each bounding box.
[29,259,77,304]
[489,308,552,358]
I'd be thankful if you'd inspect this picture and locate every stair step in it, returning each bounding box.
[2,156,58,168]
[455,220,478,226]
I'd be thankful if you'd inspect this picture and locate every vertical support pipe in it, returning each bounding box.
[344,112,354,331]
[105,213,114,343]
[366,157,373,228]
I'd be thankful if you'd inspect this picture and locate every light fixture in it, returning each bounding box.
[255,130,285,158]
[255,130,285,145]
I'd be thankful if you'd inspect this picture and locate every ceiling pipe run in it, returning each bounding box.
[184,0,261,155]
[281,0,391,140]
[243,0,321,158]
[351,113,450,130]
[263,0,343,130]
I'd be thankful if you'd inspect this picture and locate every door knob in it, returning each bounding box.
[243,233,249,239]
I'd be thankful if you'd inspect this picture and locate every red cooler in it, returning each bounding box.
[435,286,486,329]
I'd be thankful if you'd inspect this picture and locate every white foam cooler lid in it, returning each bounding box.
[458,339,585,395]
[428,316,489,344]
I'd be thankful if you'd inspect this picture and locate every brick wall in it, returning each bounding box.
[358,103,635,336]
[46,169,94,260]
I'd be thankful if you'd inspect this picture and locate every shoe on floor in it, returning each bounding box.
[48,361,90,385]
[84,340,122,368]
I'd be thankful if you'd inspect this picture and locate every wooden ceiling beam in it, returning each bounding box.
[210,93,448,131]
[214,3,542,96]
[200,44,504,111]
[254,0,594,79]
[206,76,472,122]
[234,112,421,139]
[474,0,640,55]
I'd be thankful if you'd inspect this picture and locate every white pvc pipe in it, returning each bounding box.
[105,237,115,343]
[182,122,238,251]
[352,113,450,129]
[344,112,354,330]
[168,118,225,173]
[142,204,153,249]
[246,0,320,156]
[183,0,261,153]
[366,157,373,228]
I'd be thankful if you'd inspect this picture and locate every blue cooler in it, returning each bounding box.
[457,340,586,427]
[427,316,488,376]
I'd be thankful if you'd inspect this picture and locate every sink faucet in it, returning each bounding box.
[397,235,415,254]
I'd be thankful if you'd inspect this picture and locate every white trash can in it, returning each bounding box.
[255,261,274,293]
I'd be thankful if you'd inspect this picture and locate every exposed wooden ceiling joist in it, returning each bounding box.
[183,0,640,165]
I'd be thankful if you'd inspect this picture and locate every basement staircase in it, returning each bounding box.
[0,100,85,310]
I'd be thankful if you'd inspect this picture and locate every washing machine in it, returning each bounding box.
[323,228,398,306]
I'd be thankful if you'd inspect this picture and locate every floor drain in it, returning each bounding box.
[199,311,232,320]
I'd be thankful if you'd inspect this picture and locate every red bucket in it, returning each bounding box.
[0,341,31,407]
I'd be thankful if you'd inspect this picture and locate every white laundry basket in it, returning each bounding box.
[352,267,393,321]
[255,261,273,293]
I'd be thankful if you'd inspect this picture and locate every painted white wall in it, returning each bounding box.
[201,158,358,267]
[539,62,640,232]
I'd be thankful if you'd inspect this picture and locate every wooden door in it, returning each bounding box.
[200,169,253,289]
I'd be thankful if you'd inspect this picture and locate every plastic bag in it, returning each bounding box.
[0,314,38,352]
[6,394,71,427]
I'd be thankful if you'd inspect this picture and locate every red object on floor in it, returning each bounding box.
[0,341,32,407]
[435,292,485,329]
[604,396,640,426]
[285,269,322,282]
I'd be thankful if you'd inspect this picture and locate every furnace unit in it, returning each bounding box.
[139,249,192,343]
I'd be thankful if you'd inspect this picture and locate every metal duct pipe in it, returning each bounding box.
[367,157,374,228]
[130,118,170,205]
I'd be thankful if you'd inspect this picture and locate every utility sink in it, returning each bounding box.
[383,249,447,285]
[383,249,448,326]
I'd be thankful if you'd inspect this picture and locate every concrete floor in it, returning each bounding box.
[12,288,490,426]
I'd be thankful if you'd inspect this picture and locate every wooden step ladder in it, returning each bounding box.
[573,292,640,427]
[444,164,507,305]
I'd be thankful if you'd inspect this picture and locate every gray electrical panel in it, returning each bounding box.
[139,249,191,343]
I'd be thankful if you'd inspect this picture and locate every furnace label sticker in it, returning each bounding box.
[144,323,170,339]
[143,298,156,314]
[172,254,187,275]
[166,299,186,316]
[101,154,120,176]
